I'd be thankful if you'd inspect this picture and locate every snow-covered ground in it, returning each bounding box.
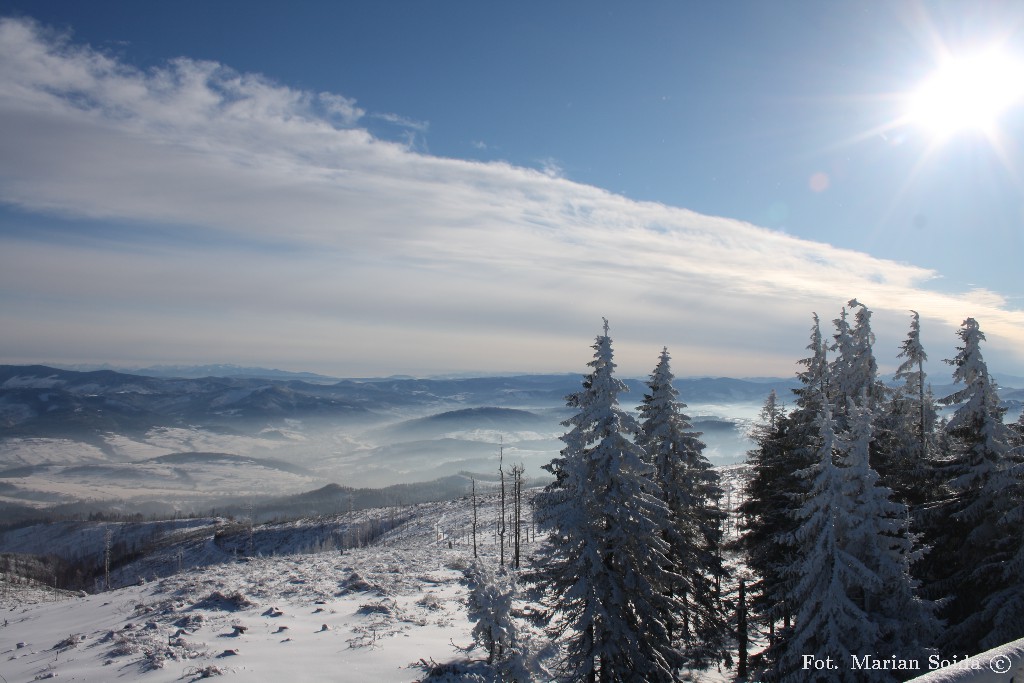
[0,489,740,682]
[1,496,494,682]
[2,547,473,682]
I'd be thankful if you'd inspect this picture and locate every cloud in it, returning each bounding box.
[373,112,429,133]
[1,16,1023,378]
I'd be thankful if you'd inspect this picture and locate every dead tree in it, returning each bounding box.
[103,529,112,591]
[471,477,479,558]
[511,463,525,568]
[498,438,506,567]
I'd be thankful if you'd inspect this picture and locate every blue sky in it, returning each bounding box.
[1,1,1023,379]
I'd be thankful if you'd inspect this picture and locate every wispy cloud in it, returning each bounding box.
[1,17,1022,377]
[373,112,429,133]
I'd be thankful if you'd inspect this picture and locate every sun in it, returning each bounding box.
[905,48,1024,141]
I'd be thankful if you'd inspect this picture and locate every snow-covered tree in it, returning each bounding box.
[845,300,886,412]
[466,561,531,681]
[737,389,799,665]
[781,400,880,682]
[838,395,939,664]
[880,310,939,508]
[829,300,888,469]
[977,450,1024,650]
[533,321,682,683]
[828,305,857,425]
[738,317,827,676]
[769,310,937,680]
[637,347,729,669]
[925,318,1016,653]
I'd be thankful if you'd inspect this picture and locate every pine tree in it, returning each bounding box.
[845,300,886,412]
[829,300,889,472]
[788,314,831,455]
[533,321,681,683]
[978,441,1024,649]
[781,400,880,682]
[736,389,796,672]
[925,317,1015,653]
[881,310,938,508]
[467,561,532,681]
[829,305,858,427]
[839,395,938,665]
[738,315,826,677]
[638,347,730,669]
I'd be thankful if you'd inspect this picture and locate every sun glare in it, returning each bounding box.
[906,49,1024,141]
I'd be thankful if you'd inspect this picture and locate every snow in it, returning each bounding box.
[0,498,496,682]
[0,482,745,682]
[1,553,470,682]
[906,638,1024,682]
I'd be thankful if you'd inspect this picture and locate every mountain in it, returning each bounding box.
[0,365,372,440]
[0,365,788,443]
[59,362,343,383]
[0,364,792,510]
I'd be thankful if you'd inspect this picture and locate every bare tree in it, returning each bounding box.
[511,463,525,569]
[471,476,479,558]
[103,528,112,591]
[498,437,506,567]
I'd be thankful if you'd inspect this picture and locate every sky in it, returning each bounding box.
[1,1,1023,379]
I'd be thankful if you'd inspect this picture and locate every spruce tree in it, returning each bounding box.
[533,321,681,683]
[926,317,1015,653]
[839,395,938,665]
[978,439,1024,649]
[882,310,938,508]
[781,399,879,682]
[467,561,531,680]
[736,390,796,665]
[739,316,825,677]
[638,347,729,669]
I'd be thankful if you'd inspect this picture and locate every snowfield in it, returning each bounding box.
[3,547,472,682]
[0,496,501,682]
[0,488,741,682]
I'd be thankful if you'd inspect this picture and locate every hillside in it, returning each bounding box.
[0,482,744,683]
[0,464,757,682]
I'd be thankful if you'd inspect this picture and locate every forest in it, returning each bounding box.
[514,304,1023,682]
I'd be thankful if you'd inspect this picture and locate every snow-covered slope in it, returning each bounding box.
[0,495,510,682]
[0,473,748,683]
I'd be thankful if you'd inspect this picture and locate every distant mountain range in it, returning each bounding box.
[0,364,803,441]
[55,363,344,383]
[5,364,1021,444]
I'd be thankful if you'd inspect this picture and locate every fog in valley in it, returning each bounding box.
[0,366,783,522]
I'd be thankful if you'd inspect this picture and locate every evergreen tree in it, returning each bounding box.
[467,561,531,681]
[925,318,1015,653]
[829,300,889,471]
[839,395,939,665]
[882,310,939,508]
[782,392,936,682]
[781,400,880,682]
[638,347,730,669]
[736,390,796,666]
[777,316,829,591]
[976,442,1024,650]
[739,316,825,677]
[533,321,682,683]
[829,305,857,427]
[846,300,887,412]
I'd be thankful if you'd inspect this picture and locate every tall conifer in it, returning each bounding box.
[638,347,729,669]
[533,321,681,682]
